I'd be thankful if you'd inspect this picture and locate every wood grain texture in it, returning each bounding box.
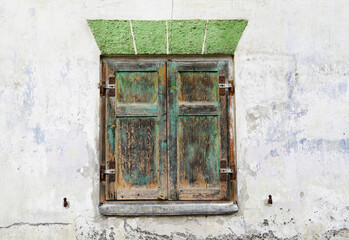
[100,62,107,203]
[178,72,218,103]
[105,62,117,200]
[101,59,232,202]
[116,118,157,190]
[104,60,167,200]
[169,61,230,200]
[116,72,158,104]
[218,61,230,200]
[179,104,218,115]
[167,61,179,200]
[177,116,219,189]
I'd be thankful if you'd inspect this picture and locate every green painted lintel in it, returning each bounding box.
[87,20,247,55]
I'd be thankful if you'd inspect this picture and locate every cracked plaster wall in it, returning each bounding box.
[0,0,349,239]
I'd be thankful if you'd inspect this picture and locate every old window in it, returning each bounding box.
[99,57,237,215]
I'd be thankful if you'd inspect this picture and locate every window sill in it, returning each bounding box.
[99,201,238,216]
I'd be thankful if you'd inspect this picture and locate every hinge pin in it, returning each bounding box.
[101,84,115,89]
[104,169,116,174]
[220,168,233,174]
[219,83,232,88]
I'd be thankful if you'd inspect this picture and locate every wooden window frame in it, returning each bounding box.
[99,56,238,216]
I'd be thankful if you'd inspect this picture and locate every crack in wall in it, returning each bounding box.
[122,219,301,240]
[0,222,71,229]
[72,218,348,240]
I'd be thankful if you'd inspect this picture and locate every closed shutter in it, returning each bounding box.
[168,61,231,200]
[103,60,167,200]
[102,59,232,202]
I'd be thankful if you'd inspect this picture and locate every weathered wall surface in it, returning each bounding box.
[0,0,349,239]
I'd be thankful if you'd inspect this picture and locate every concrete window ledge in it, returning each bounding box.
[99,201,238,216]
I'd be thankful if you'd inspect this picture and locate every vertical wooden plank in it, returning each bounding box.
[105,62,116,200]
[157,62,168,199]
[110,61,167,200]
[100,61,106,203]
[167,61,179,200]
[229,77,236,201]
[218,61,230,200]
[170,61,230,201]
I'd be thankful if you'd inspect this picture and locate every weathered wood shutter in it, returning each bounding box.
[103,60,167,200]
[167,61,231,200]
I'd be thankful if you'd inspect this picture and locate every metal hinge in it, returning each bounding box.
[104,169,116,174]
[219,83,232,88]
[99,77,116,96]
[101,84,115,89]
[220,168,234,174]
[219,74,234,96]
[100,165,116,182]
[220,160,236,181]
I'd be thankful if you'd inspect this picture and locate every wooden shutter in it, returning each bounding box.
[103,60,167,200]
[167,61,231,200]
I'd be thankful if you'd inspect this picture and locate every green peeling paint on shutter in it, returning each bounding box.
[103,60,168,200]
[102,59,232,201]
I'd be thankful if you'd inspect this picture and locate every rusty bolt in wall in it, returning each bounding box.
[268,195,273,205]
[63,197,69,208]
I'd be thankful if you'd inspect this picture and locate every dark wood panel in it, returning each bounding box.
[116,72,158,104]
[177,116,220,190]
[178,72,218,102]
[116,118,158,193]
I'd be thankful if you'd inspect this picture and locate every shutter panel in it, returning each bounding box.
[168,61,231,200]
[104,60,167,200]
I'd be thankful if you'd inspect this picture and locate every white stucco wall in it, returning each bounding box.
[0,0,349,239]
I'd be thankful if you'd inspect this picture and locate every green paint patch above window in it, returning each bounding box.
[87,20,247,55]
[87,20,134,55]
[204,20,247,54]
[168,20,206,54]
[132,21,167,54]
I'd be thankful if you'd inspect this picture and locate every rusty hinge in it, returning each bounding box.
[220,160,235,181]
[219,75,234,96]
[99,77,116,97]
[100,165,116,182]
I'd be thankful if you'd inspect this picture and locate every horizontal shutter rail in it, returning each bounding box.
[179,104,219,116]
[174,62,218,72]
[116,105,158,116]
[113,62,161,72]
